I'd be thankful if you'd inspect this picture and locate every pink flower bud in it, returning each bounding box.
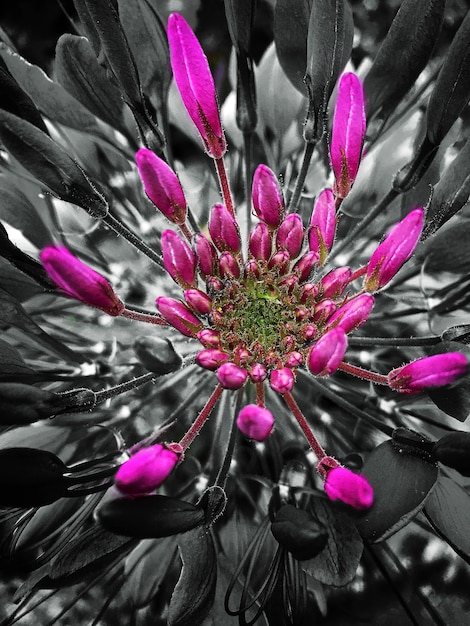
[365,208,424,292]
[209,203,241,253]
[270,367,295,393]
[219,251,241,279]
[156,296,203,337]
[184,289,212,315]
[388,353,468,394]
[40,246,124,316]
[312,299,337,324]
[308,328,348,376]
[309,189,336,263]
[207,276,223,292]
[249,363,267,383]
[249,222,272,261]
[268,250,290,274]
[276,214,304,259]
[330,73,366,199]
[115,444,180,496]
[194,233,218,276]
[326,294,374,334]
[196,348,230,370]
[293,251,319,282]
[285,351,303,368]
[135,148,186,224]
[197,328,221,348]
[324,466,373,510]
[303,324,317,341]
[244,260,260,278]
[167,13,226,158]
[300,283,318,303]
[320,267,352,299]
[237,404,274,441]
[217,362,248,389]
[161,230,196,288]
[252,164,284,228]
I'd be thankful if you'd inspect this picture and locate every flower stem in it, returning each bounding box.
[103,213,164,269]
[350,265,368,281]
[287,141,316,213]
[215,388,243,489]
[283,391,327,460]
[121,307,168,325]
[215,156,235,217]
[337,361,389,385]
[348,335,441,347]
[179,222,193,242]
[256,382,265,407]
[95,372,157,403]
[179,384,224,451]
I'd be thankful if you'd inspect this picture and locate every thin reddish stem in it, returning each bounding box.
[179,384,224,451]
[350,265,368,281]
[283,392,327,460]
[215,156,235,217]
[256,382,265,407]
[179,222,193,242]
[337,361,389,385]
[121,308,168,325]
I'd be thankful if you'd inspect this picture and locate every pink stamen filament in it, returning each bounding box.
[215,156,235,217]
[179,384,224,451]
[283,391,328,461]
[337,361,389,385]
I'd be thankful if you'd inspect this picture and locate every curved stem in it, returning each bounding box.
[179,384,224,451]
[337,361,389,386]
[103,213,164,268]
[283,391,327,460]
[287,141,315,213]
[215,156,235,216]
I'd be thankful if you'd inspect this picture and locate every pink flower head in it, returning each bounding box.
[309,189,337,264]
[115,443,180,497]
[365,208,424,292]
[237,404,274,441]
[156,296,203,337]
[252,165,285,228]
[167,13,226,159]
[161,230,196,288]
[135,148,186,224]
[249,222,272,261]
[270,367,295,394]
[217,362,248,389]
[324,466,373,510]
[308,328,348,376]
[209,203,241,253]
[276,214,304,259]
[388,353,468,394]
[326,294,374,334]
[40,246,124,316]
[330,73,366,200]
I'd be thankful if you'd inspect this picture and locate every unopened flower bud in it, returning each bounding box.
[285,351,303,368]
[249,363,267,383]
[365,208,424,292]
[323,466,373,510]
[219,251,241,278]
[237,404,274,441]
[276,214,304,258]
[156,297,203,337]
[209,203,241,252]
[309,189,336,263]
[135,148,186,224]
[252,164,284,227]
[0,383,63,423]
[184,289,212,314]
[308,328,348,376]
[167,13,226,158]
[161,230,196,288]
[217,362,248,389]
[115,444,180,497]
[293,250,319,282]
[194,233,218,276]
[313,299,336,324]
[134,337,182,375]
[197,329,221,348]
[270,367,295,393]
[40,246,124,316]
[388,353,467,394]
[249,222,272,261]
[326,294,374,334]
[196,349,230,370]
[320,267,352,299]
[268,250,290,274]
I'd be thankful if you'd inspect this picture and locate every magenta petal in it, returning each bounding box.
[324,467,373,510]
[135,148,186,224]
[237,404,274,441]
[365,208,424,292]
[194,233,218,276]
[115,444,180,497]
[388,353,468,394]
[249,222,272,261]
[330,73,366,199]
[167,13,225,158]
[270,367,295,393]
[326,294,374,334]
[196,348,230,370]
[276,214,304,259]
[40,246,124,316]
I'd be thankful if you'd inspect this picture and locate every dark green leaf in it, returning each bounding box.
[271,504,328,560]
[0,44,99,133]
[304,0,354,141]
[433,432,470,476]
[0,383,62,424]
[55,35,124,130]
[0,177,50,247]
[422,138,470,238]
[302,497,363,585]
[424,476,470,563]
[426,10,470,146]
[168,528,217,626]
[274,0,312,94]
[364,0,445,120]
[356,440,439,542]
[223,0,256,55]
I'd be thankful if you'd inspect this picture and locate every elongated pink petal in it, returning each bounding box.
[309,189,337,263]
[330,73,366,199]
[308,328,348,376]
[40,246,124,316]
[237,404,274,441]
[196,349,230,370]
[388,353,468,394]
[324,467,373,509]
[161,230,196,287]
[320,267,352,299]
[115,444,180,497]
[167,13,225,158]
[252,165,285,228]
[184,289,212,314]
[194,233,218,276]
[135,148,186,224]
[365,208,424,292]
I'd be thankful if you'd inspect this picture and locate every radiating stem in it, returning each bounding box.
[215,156,235,216]
[94,372,157,403]
[179,384,224,451]
[179,222,193,242]
[337,361,389,385]
[350,265,368,281]
[283,391,327,460]
[215,388,243,489]
[287,141,316,213]
[103,213,164,268]
[121,308,168,325]
[244,132,253,234]
[348,335,441,347]
[256,382,265,406]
